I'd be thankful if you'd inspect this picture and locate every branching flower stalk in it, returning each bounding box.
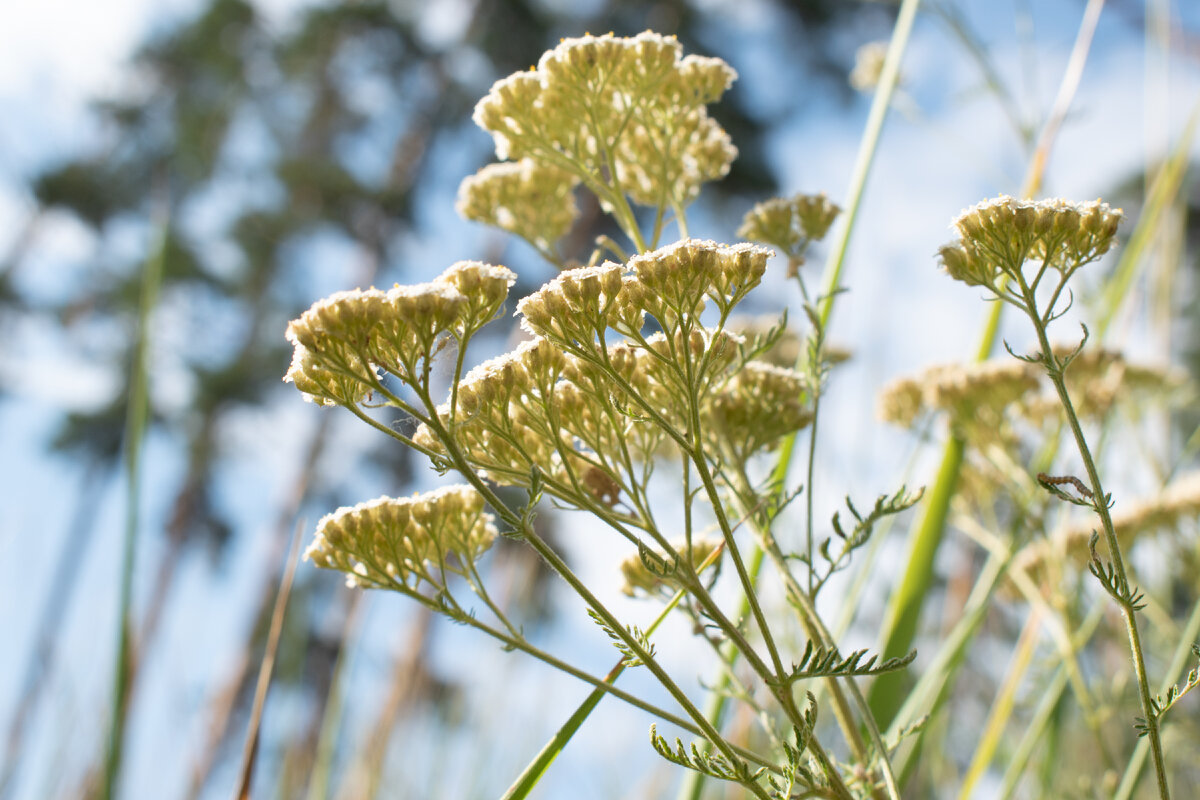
[939,195,1171,798]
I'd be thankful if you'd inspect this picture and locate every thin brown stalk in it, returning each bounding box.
[231,522,305,800]
[185,415,333,800]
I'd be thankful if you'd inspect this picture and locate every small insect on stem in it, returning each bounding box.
[1037,472,1094,499]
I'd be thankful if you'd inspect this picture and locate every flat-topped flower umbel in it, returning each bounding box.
[937,195,1122,297]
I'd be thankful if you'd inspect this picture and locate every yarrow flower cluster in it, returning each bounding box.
[284,261,516,404]
[878,349,1184,433]
[467,31,737,225]
[738,193,841,264]
[304,486,498,592]
[877,359,1041,430]
[937,195,1123,296]
[849,41,892,93]
[455,159,581,254]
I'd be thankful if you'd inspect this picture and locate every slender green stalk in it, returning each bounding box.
[1095,103,1200,339]
[676,546,766,800]
[867,437,964,726]
[1018,279,1170,797]
[997,606,1106,799]
[815,0,920,327]
[1115,595,1200,800]
[998,669,1069,800]
[101,209,169,800]
[890,552,1007,784]
[772,0,920,490]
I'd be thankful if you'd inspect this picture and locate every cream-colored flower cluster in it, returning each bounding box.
[516,240,771,351]
[738,193,840,264]
[708,362,813,460]
[304,486,498,591]
[469,31,737,218]
[938,196,1123,293]
[620,537,724,597]
[455,160,581,253]
[878,348,1182,434]
[284,261,516,404]
[849,41,890,93]
[878,359,1041,430]
[516,262,643,347]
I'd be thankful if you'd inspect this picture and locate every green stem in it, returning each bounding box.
[1115,595,1200,800]
[805,384,821,597]
[675,548,766,800]
[1022,287,1170,798]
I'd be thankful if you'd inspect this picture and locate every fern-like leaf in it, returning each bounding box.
[648,725,755,783]
[587,608,654,667]
[777,640,917,685]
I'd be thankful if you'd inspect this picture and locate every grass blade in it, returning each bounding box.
[100,201,168,800]
[868,0,1106,731]
[1096,103,1200,340]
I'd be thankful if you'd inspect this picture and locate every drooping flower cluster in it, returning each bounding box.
[304,486,498,592]
[938,196,1123,295]
[284,261,516,404]
[708,362,813,460]
[468,31,737,221]
[455,160,581,254]
[877,359,1041,431]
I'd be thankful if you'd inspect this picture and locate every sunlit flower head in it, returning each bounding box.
[939,196,1123,292]
[456,160,580,253]
[305,486,498,591]
[472,32,737,210]
[516,262,638,346]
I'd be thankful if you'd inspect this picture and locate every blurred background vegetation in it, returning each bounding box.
[0,1,1198,798]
